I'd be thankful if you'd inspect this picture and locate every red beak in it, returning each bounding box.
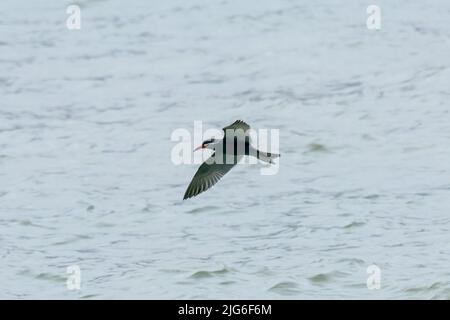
[194,144,204,152]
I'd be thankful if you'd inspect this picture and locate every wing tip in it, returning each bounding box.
[223,119,250,132]
[183,186,200,200]
[182,178,216,200]
[183,190,193,200]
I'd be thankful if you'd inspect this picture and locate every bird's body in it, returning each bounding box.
[183,120,279,200]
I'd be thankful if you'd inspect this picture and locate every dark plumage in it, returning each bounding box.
[183,120,279,200]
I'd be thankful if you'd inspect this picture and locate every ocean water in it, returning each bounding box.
[1,0,450,299]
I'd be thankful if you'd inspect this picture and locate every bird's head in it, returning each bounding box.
[194,138,218,151]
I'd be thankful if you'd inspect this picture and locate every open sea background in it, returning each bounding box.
[1,0,449,299]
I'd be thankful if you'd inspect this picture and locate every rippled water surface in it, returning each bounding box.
[1,0,450,299]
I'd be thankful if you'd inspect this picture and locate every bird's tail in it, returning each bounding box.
[256,150,280,164]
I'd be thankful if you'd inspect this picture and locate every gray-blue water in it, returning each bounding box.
[1,0,450,299]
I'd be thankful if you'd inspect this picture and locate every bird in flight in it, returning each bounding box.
[183,120,280,200]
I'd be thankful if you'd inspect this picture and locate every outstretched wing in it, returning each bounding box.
[183,153,237,200]
[222,120,250,133]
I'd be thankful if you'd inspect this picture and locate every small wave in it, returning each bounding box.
[268,281,300,295]
[364,194,381,200]
[187,205,221,214]
[80,294,99,299]
[18,270,66,283]
[337,258,365,266]
[405,282,442,294]
[343,221,365,229]
[189,267,231,279]
[305,143,329,153]
[35,273,66,283]
[95,222,115,228]
[308,271,347,284]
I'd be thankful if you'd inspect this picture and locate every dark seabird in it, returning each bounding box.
[183,120,279,200]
